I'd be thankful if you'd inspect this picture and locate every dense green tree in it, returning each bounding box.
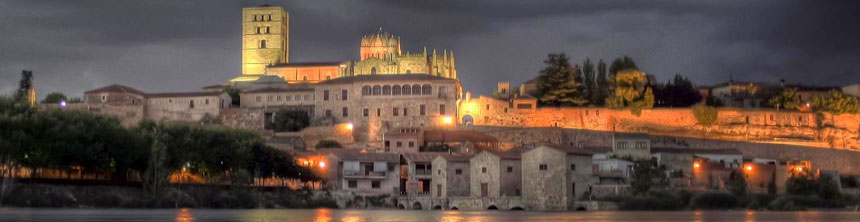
[812,90,860,114]
[271,109,311,132]
[654,74,702,107]
[606,69,654,115]
[535,53,588,106]
[41,92,68,104]
[693,106,718,126]
[608,56,638,77]
[768,88,801,111]
[595,59,609,106]
[630,160,667,195]
[582,58,596,105]
[726,170,748,196]
[224,86,241,107]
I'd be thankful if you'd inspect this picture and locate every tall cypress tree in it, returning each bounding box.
[14,70,34,103]
[583,58,595,105]
[596,59,608,106]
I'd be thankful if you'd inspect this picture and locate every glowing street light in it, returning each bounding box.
[345,123,354,130]
[693,163,701,168]
[443,116,453,125]
[795,166,803,172]
[745,165,753,171]
[319,161,326,168]
[59,100,67,108]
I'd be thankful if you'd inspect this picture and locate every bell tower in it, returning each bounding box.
[241,5,289,75]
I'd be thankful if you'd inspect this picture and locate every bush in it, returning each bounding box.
[689,192,738,210]
[271,109,310,132]
[316,140,342,149]
[693,106,718,126]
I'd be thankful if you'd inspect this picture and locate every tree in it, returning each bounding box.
[705,95,723,107]
[224,86,241,107]
[14,70,34,105]
[582,58,596,105]
[726,170,748,196]
[271,109,310,132]
[817,174,841,199]
[654,74,702,107]
[812,90,860,114]
[595,59,609,106]
[768,88,801,111]
[693,106,719,126]
[535,53,588,106]
[631,159,667,195]
[41,92,67,104]
[608,56,638,78]
[606,69,654,115]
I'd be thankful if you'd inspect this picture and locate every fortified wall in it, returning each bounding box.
[459,96,860,150]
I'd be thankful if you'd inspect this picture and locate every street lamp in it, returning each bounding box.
[443,116,453,125]
[346,122,354,130]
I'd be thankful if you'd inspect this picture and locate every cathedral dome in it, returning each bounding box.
[361,29,399,47]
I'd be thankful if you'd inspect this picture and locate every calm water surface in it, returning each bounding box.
[1,208,859,222]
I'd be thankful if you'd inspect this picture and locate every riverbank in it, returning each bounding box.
[0,183,337,209]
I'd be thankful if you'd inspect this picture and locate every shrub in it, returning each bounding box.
[316,140,342,149]
[271,109,310,132]
[693,106,718,126]
[689,192,738,210]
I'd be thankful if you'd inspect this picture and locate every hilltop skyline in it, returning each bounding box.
[1,0,859,99]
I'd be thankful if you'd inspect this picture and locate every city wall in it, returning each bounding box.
[459,97,860,150]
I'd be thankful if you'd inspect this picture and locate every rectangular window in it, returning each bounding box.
[617,142,628,149]
[440,104,446,115]
[325,109,332,117]
[420,104,426,116]
[507,166,513,173]
[403,108,408,116]
[348,180,357,188]
[205,99,209,105]
[304,95,311,101]
[393,108,399,116]
[377,108,381,117]
[636,141,648,149]
[342,107,348,117]
[396,141,402,147]
[481,167,487,173]
[539,164,548,171]
[255,96,261,102]
[323,90,329,101]
[408,141,414,147]
[371,181,381,189]
[570,164,576,171]
[286,95,292,101]
[363,108,369,117]
[295,95,301,101]
[268,95,273,101]
[455,169,462,175]
[277,96,282,101]
[342,89,348,100]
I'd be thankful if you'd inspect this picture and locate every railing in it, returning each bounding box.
[343,170,387,178]
[594,170,625,178]
[414,169,432,176]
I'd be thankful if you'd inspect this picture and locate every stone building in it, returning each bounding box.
[383,128,423,153]
[521,144,593,211]
[469,150,522,198]
[400,153,444,196]
[239,5,289,77]
[651,148,743,179]
[326,149,401,195]
[239,87,316,108]
[431,154,472,198]
[612,133,651,160]
[83,84,230,126]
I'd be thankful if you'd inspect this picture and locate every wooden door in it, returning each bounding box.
[481,183,488,197]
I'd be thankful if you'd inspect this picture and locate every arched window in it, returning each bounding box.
[393,85,401,95]
[372,85,381,95]
[326,74,331,80]
[371,67,377,75]
[302,76,307,81]
[406,70,411,74]
[402,85,411,95]
[422,84,432,95]
[260,40,266,48]
[362,86,371,95]
[412,84,421,95]
[383,85,391,95]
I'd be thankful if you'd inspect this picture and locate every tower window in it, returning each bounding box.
[265,27,270,34]
[370,67,377,75]
[260,40,266,48]
[255,27,261,34]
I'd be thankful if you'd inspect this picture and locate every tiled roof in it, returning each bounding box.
[424,130,498,143]
[326,149,400,162]
[268,61,346,68]
[402,152,446,163]
[485,148,522,160]
[147,91,223,98]
[651,147,742,155]
[84,84,146,96]
[436,154,474,162]
[318,74,456,85]
[245,87,314,93]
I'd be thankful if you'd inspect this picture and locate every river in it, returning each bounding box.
[1,208,859,222]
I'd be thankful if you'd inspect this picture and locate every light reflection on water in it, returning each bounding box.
[0,208,859,222]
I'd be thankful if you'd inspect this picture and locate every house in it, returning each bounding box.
[521,144,593,211]
[384,128,423,153]
[612,133,651,160]
[400,153,445,196]
[326,149,401,195]
[430,154,473,198]
[470,149,522,198]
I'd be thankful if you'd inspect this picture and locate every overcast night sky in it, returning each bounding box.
[1,0,859,99]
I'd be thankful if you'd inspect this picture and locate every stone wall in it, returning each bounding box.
[458,99,860,150]
[220,108,265,130]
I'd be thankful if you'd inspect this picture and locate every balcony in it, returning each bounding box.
[343,170,387,179]
[595,170,625,178]
[414,169,432,178]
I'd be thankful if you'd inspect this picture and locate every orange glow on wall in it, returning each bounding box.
[745,165,753,171]
[694,163,701,168]
[319,161,326,168]
[444,116,453,124]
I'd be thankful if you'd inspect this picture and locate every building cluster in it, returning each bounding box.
[296,133,815,211]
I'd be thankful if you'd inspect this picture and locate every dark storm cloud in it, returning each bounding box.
[1,0,858,99]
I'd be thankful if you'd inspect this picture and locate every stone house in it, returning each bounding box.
[521,144,593,211]
[383,128,423,153]
[84,84,147,126]
[400,153,444,196]
[469,149,522,198]
[431,154,472,198]
[84,84,230,126]
[326,149,401,195]
[239,87,316,108]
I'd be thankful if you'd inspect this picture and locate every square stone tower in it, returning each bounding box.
[242,6,289,75]
[497,82,510,99]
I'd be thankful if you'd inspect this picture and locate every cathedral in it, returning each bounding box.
[229,5,457,85]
